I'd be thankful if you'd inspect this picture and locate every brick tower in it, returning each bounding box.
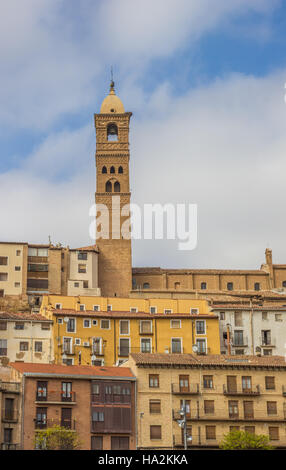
[94,81,132,297]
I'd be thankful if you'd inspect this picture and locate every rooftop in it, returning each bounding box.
[10,362,135,378]
[0,312,52,322]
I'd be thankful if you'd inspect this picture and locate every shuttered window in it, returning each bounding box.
[269,427,279,441]
[205,426,216,440]
[150,425,161,440]
[265,376,275,390]
[243,401,254,419]
[267,401,277,415]
[0,321,7,330]
[229,401,239,418]
[204,400,215,414]
[91,436,103,450]
[149,400,161,414]
[111,437,129,450]
[149,375,159,388]
[245,426,255,435]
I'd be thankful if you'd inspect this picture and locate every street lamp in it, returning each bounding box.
[176,399,191,450]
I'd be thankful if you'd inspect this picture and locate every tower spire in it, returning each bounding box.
[110,66,115,92]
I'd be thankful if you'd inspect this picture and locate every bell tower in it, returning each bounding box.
[94,81,132,297]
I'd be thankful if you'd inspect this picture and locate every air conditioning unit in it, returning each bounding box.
[164,348,169,354]
[83,341,90,347]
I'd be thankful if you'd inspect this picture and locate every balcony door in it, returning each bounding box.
[227,376,237,393]
[179,375,190,392]
[61,408,72,429]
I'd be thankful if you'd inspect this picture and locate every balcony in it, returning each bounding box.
[1,443,19,450]
[223,384,260,396]
[35,391,76,404]
[260,336,276,348]
[91,421,131,434]
[0,382,20,393]
[172,383,200,395]
[2,408,18,423]
[34,418,76,430]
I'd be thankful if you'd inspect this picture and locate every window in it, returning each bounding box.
[62,382,73,401]
[118,166,123,174]
[114,181,120,193]
[245,426,255,435]
[254,282,260,291]
[0,273,8,281]
[0,321,7,330]
[262,312,268,321]
[190,308,199,315]
[150,306,157,314]
[234,312,243,327]
[75,338,81,345]
[171,338,182,353]
[149,400,161,414]
[143,283,150,289]
[141,338,151,353]
[107,123,118,141]
[130,307,138,313]
[55,303,62,310]
[110,166,115,174]
[101,319,110,329]
[92,411,104,422]
[269,427,279,441]
[140,320,152,334]
[4,428,13,444]
[265,376,275,390]
[74,282,79,288]
[91,436,103,450]
[243,401,254,419]
[111,437,129,450]
[267,402,277,415]
[229,401,239,418]
[242,376,251,391]
[119,338,130,356]
[107,305,112,311]
[227,282,233,291]
[78,264,86,273]
[15,266,21,271]
[15,322,24,330]
[120,320,129,335]
[283,281,286,288]
[78,252,87,260]
[102,166,107,174]
[58,318,63,324]
[220,312,225,320]
[14,282,20,288]
[233,330,244,346]
[28,247,48,257]
[83,319,91,328]
[179,375,189,392]
[149,374,159,388]
[105,181,112,192]
[196,320,205,335]
[63,337,72,354]
[92,320,98,326]
[201,282,207,290]
[83,281,89,289]
[150,425,161,440]
[235,349,245,355]
[263,349,272,356]
[67,318,76,333]
[35,342,42,352]
[36,381,47,400]
[196,338,206,354]
[41,323,50,330]
[261,330,271,346]
[230,426,240,432]
[275,314,282,322]
[93,305,100,312]
[0,339,7,356]
[164,309,173,314]
[92,383,100,395]
[20,342,29,351]
[92,337,103,355]
[27,279,48,290]
[171,320,181,329]
[0,257,8,265]
[174,282,180,290]
[205,426,216,440]
[203,375,213,389]
[204,400,215,414]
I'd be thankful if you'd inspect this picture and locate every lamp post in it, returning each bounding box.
[176,399,192,450]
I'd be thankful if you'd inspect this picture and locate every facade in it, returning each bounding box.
[0,374,21,450]
[94,81,132,298]
[67,246,100,296]
[40,295,220,367]
[0,242,28,297]
[9,362,136,450]
[0,312,53,366]
[123,353,286,449]
[214,303,286,357]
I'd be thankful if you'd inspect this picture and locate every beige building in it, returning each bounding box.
[0,312,53,365]
[0,370,21,450]
[67,246,101,296]
[123,353,286,449]
[0,242,28,297]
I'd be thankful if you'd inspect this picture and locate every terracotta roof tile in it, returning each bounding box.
[0,312,52,322]
[50,308,217,319]
[9,362,134,378]
[70,245,99,253]
[130,353,286,368]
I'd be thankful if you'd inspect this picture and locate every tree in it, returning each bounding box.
[34,425,81,450]
[219,430,274,450]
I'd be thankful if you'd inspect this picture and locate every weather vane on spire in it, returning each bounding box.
[110,66,115,90]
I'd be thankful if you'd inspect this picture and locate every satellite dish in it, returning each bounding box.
[63,317,69,323]
[192,345,198,353]
[255,347,261,353]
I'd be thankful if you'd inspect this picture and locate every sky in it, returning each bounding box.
[1,0,286,269]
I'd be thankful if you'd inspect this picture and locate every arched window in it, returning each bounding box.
[143,282,150,289]
[118,166,123,174]
[110,166,115,174]
[102,166,107,174]
[201,282,207,290]
[174,282,180,290]
[107,123,118,142]
[227,282,233,291]
[254,282,260,291]
[105,181,112,193]
[114,181,120,193]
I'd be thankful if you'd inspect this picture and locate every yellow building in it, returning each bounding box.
[122,353,286,449]
[40,295,220,367]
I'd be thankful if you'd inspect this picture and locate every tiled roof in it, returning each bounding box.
[212,304,286,311]
[70,245,99,253]
[10,362,135,378]
[50,308,217,319]
[130,353,286,368]
[132,267,268,275]
[0,312,52,322]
